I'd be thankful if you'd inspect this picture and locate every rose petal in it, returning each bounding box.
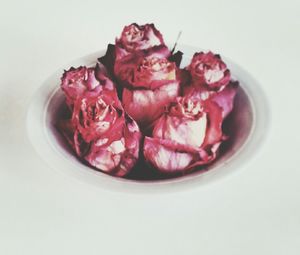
[153,113,207,148]
[84,114,141,177]
[143,136,221,174]
[210,81,238,118]
[143,94,225,173]
[61,65,117,108]
[122,81,179,128]
[114,46,172,88]
[144,137,194,173]
[201,99,224,148]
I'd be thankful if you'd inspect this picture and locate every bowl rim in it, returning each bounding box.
[26,45,271,194]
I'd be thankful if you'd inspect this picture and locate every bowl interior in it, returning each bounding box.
[45,77,253,182]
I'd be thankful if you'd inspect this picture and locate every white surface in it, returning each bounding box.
[0,0,299,254]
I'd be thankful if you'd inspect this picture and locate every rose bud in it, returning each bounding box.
[183,52,238,118]
[115,23,166,59]
[85,114,141,177]
[71,89,122,143]
[68,92,142,177]
[119,55,180,128]
[58,66,142,177]
[187,51,231,89]
[185,81,239,118]
[143,97,225,174]
[61,65,115,108]
[99,23,184,83]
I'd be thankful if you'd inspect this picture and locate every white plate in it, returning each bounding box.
[26,45,270,193]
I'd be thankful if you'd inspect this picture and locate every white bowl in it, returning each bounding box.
[26,45,270,193]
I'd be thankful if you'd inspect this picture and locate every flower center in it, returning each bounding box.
[124,25,144,43]
[142,57,168,70]
[138,57,176,81]
[182,99,203,117]
[194,60,224,84]
[85,98,112,122]
[204,68,224,84]
[171,98,204,119]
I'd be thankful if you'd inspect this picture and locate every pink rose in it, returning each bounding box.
[143,96,224,174]
[71,90,123,143]
[184,52,237,118]
[57,23,241,179]
[185,51,231,91]
[98,25,182,128]
[114,45,171,84]
[98,23,173,81]
[209,81,239,118]
[80,98,141,177]
[58,67,141,177]
[116,23,165,56]
[119,55,180,128]
[61,65,115,107]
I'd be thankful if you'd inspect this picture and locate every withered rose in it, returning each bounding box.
[120,55,180,128]
[98,24,182,129]
[99,23,176,83]
[143,96,224,173]
[71,89,123,143]
[58,23,241,179]
[58,66,141,177]
[75,94,141,177]
[186,51,231,90]
[184,52,238,118]
[61,65,115,107]
[114,46,171,85]
[115,23,166,59]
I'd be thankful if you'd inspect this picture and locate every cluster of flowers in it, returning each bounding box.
[58,23,238,177]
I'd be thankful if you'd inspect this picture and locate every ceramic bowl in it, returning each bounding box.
[26,45,270,193]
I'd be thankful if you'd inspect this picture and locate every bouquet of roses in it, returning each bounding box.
[57,23,238,178]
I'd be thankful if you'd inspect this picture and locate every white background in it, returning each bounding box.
[1,0,300,254]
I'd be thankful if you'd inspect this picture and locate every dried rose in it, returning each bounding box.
[58,67,141,177]
[119,55,180,128]
[183,52,238,118]
[115,23,166,58]
[61,65,115,107]
[186,51,231,90]
[143,96,224,174]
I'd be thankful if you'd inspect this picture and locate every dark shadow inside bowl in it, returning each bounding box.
[46,85,253,182]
